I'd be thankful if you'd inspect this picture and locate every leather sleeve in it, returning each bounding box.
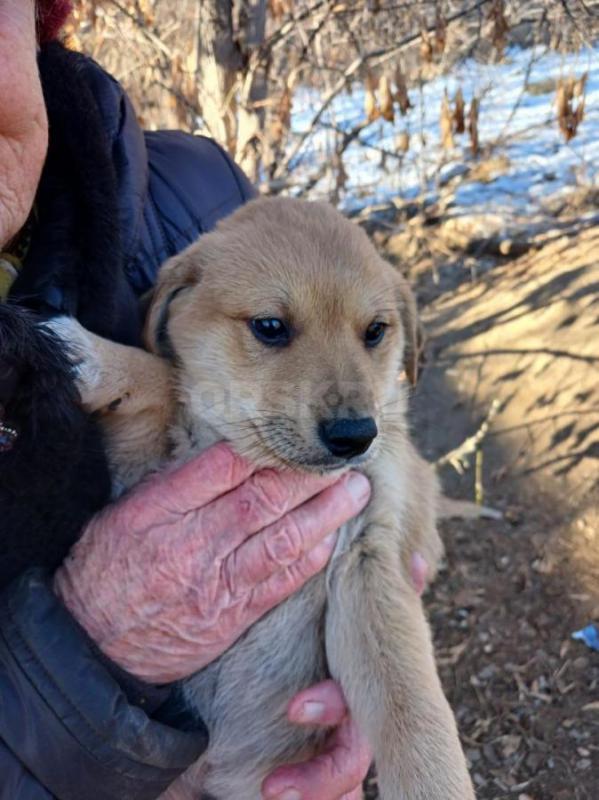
[0,570,208,800]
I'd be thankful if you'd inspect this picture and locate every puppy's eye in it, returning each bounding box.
[249,317,291,347]
[365,321,387,348]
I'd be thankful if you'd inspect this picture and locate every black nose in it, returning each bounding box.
[318,417,378,459]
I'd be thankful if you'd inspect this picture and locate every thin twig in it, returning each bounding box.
[260,0,330,53]
[475,447,484,504]
[493,47,547,145]
[273,0,495,178]
[437,348,599,364]
[106,0,175,59]
[294,120,370,197]
[436,399,501,474]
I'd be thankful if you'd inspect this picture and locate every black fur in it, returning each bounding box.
[0,306,111,591]
[156,286,188,360]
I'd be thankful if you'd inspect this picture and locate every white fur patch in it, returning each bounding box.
[41,316,101,390]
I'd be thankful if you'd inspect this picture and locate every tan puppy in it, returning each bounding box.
[54,198,474,800]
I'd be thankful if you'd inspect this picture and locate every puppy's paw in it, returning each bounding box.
[41,316,101,394]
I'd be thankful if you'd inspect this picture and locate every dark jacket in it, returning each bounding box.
[0,44,254,799]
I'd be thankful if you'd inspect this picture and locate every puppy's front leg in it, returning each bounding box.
[326,524,474,800]
[47,316,174,489]
[46,317,171,414]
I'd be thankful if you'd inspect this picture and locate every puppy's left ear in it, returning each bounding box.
[143,246,202,357]
[395,273,424,386]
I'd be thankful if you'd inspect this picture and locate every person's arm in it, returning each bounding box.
[0,569,207,800]
[0,740,54,800]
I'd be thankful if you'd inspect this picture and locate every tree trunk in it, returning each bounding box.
[195,0,269,181]
[234,0,268,181]
[196,0,242,152]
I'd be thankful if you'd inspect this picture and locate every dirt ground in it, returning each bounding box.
[365,209,599,799]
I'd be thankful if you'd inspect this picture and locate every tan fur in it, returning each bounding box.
[51,317,173,490]
[54,198,474,800]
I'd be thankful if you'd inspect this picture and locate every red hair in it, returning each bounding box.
[37,0,72,44]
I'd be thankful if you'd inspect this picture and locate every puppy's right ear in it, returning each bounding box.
[143,248,201,357]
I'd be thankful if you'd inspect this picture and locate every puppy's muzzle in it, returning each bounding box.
[318,417,378,459]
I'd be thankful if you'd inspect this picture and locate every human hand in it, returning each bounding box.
[0,0,48,248]
[262,551,429,800]
[262,680,372,800]
[54,443,371,683]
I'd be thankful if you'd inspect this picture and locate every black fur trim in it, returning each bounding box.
[0,306,111,591]
[10,42,141,347]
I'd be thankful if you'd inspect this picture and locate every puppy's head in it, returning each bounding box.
[145,198,421,471]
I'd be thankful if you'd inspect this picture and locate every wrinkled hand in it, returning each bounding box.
[54,443,371,683]
[0,0,48,247]
[262,551,429,800]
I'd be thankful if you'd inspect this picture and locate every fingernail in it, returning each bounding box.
[277,791,302,800]
[412,551,428,574]
[345,472,370,502]
[298,700,326,722]
[411,551,428,594]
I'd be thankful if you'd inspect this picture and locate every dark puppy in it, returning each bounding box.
[0,305,110,590]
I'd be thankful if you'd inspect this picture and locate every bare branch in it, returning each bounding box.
[436,399,502,474]
[273,0,495,179]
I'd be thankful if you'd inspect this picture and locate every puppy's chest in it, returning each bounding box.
[328,473,406,583]
[329,512,367,570]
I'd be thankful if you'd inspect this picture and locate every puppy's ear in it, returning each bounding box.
[144,248,201,357]
[138,289,155,325]
[395,273,424,386]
